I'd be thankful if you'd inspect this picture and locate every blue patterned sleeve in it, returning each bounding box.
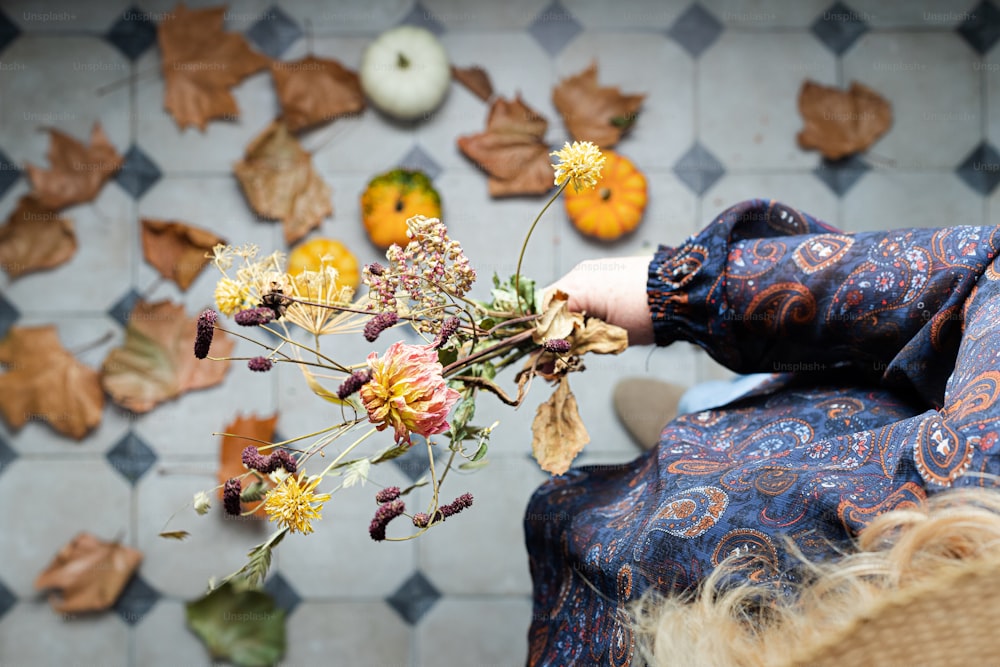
[648,199,1000,407]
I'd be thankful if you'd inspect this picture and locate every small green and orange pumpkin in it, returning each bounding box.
[287,237,360,292]
[360,169,442,249]
[563,151,647,241]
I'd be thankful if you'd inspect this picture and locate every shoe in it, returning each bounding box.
[612,378,687,451]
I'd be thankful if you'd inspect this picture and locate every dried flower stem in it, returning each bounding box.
[514,181,568,314]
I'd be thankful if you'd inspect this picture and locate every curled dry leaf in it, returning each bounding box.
[218,413,279,516]
[234,121,333,245]
[271,55,366,132]
[157,3,270,130]
[533,290,579,344]
[0,325,103,440]
[568,317,628,357]
[552,62,645,148]
[141,218,226,290]
[457,94,554,197]
[451,65,494,102]
[531,377,589,475]
[35,533,142,614]
[100,299,234,413]
[0,196,76,279]
[797,80,892,160]
[26,123,123,210]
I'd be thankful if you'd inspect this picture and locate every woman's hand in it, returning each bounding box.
[542,256,655,346]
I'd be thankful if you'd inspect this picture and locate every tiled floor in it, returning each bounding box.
[0,0,998,665]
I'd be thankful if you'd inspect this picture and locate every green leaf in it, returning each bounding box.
[477,317,496,331]
[186,581,286,667]
[238,530,286,588]
[240,481,268,502]
[459,459,490,471]
[437,346,459,368]
[342,459,371,488]
[470,440,488,462]
[399,478,429,496]
[451,392,476,431]
[372,444,409,464]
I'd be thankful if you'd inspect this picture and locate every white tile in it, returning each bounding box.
[415,597,531,666]
[0,600,128,667]
[702,172,840,230]
[134,601,213,666]
[699,32,836,170]
[988,182,1000,227]
[556,33,694,169]
[846,0,979,28]
[133,0,271,31]
[566,0,688,30]
[843,33,981,170]
[987,42,1000,150]
[282,601,410,665]
[278,0,413,35]
[0,459,131,597]
[701,0,831,28]
[5,0,127,32]
[422,0,548,30]
[696,344,740,383]
[843,171,984,233]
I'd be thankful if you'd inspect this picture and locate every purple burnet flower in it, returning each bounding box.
[375,486,401,504]
[223,478,242,516]
[542,339,571,354]
[433,316,461,349]
[194,309,218,359]
[241,446,297,474]
[336,369,372,400]
[369,500,406,541]
[234,307,275,327]
[364,312,399,342]
[248,356,273,372]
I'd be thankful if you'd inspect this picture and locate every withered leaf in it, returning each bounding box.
[0,325,103,440]
[0,196,76,279]
[234,121,333,245]
[218,413,279,516]
[35,533,142,614]
[451,65,494,102]
[100,299,234,413]
[533,289,579,344]
[457,94,554,197]
[552,62,645,148]
[797,80,892,160]
[159,530,191,541]
[569,318,628,356]
[531,377,589,475]
[141,218,226,291]
[158,3,270,131]
[271,56,365,132]
[26,124,123,210]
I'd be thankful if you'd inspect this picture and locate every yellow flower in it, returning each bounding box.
[214,277,249,316]
[262,472,332,535]
[550,141,605,193]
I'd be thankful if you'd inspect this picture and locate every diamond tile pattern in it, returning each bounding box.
[0,9,19,57]
[105,6,157,60]
[390,437,430,483]
[814,155,871,196]
[667,3,724,58]
[0,436,17,478]
[0,149,19,200]
[528,1,583,56]
[957,1,1000,53]
[106,431,158,484]
[956,142,1000,195]
[107,288,141,327]
[0,577,14,622]
[246,6,303,59]
[387,571,440,625]
[673,142,725,195]
[0,293,19,338]
[113,575,160,625]
[115,145,162,199]
[811,2,869,55]
[264,573,302,614]
[398,144,443,180]
[399,1,447,36]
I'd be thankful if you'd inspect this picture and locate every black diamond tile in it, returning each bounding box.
[107,288,141,327]
[958,1,1000,53]
[246,6,302,59]
[113,574,159,625]
[399,1,447,36]
[528,1,582,57]
[107,431,158,484]
[386,571,440,625]
[105,6,158,61]
[0,292,19,338]
[390,437,430,483]
[673,142,725,195]
[398,145,442,180]
[667,3,724,58]
[0,149,20,201]
[263,573,301,614]
[814,154,871,196]
[811,2,869,55]
[956,142,1000,195]
[0,577,15,622]
[0,9,20,57]
[0,435,17,478]
[115,145,161,199]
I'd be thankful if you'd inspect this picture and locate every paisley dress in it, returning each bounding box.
[524,199,1000,666]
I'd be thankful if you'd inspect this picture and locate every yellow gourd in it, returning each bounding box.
[563,151,647,241]
[287,238,360,291]
[361,169,442,249]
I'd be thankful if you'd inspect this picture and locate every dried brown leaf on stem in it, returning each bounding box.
[218,413,279,516]
[35,533,143,614]
[26,124,123,210]
[140,218,226,290]
[552,62,645,148]
[0,196,76,279]
[532,377,590,475]
[451,65,494,102]
[271,56,365,132]
[796,80,893,160]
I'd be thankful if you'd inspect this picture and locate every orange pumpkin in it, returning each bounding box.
[563,151,647,241]
[287,238,360,291]
[360,169,442,249]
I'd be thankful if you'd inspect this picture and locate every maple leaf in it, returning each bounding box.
[531,377,590,475]
[0,196,77,279]
[157,3,270,131]
[271,56,365,132]
[35,533,142,614]
[234,121,333,245]
[100,299,233,413]
[451,65,494,102]
[141,218,226,291]
[26,123,123,210]
[457,95,554,197]
[217,413,279,516]
[797,80,893,160]
[552,62,645,148]
[0,325,103,440]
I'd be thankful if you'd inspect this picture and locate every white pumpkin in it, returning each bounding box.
[360,26,451,121]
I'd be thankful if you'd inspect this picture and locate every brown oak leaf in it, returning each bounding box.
[217,413,279,516]
[531,377,589,475]
[271,56,365,132]
[0,196,77,279]
[234,121,333,245]
[552,62,645,148]
[26,124,123,210]
[797,80,893,160]
[0,325,104,440]
[457,95,554,197]
[141,218,225,290]
[35,533,142,614]
[157,3,270,131]
[451,65,493,102]
[100,299,234,413]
